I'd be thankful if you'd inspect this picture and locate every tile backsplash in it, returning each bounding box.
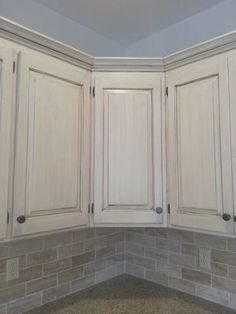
[1,227,236,313]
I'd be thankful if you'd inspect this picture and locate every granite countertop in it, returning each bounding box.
[27,275,236,314]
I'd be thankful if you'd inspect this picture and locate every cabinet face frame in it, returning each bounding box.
[13,51,91,237]
[93,72,166,225]
[0,46,15,240]
[167,55,234,234]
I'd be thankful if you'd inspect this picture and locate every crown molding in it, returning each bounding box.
[0,17,94,71]
[1,17,236,72]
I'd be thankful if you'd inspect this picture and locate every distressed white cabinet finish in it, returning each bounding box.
[0,47,15,240]
[167,55,234,234]
[13,50,91,236]
[229,53,236,229]
[93,73,165,224]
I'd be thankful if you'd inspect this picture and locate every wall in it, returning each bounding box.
[0,228,124,313]
[0,0,125,56]
[125,228,236,310]
[125,0,236,57]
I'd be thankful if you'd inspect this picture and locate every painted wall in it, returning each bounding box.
[0,0,125,56]
[125,0,236,57]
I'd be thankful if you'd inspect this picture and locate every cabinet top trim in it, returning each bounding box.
[1,16,236,72]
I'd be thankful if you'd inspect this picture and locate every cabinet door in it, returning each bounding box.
[13,51,91,236]
[167,56,234,234]
[0,47,14,240]
[93,73,165,224]
[229,53,236,231]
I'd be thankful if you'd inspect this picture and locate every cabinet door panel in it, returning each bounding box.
[0,47,14,240]
[167,56,234,234]
[13,52,90,236]
[94,73,165,224]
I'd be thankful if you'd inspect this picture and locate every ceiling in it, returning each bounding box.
[34,0,226,46]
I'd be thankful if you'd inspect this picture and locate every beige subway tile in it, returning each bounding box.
[7,292,42,314]
[228,238,236,252]
[96,228,121,236]
[0,273,7,289]
[125,263,145,278]
[196,284,229,307]
[27,249,57,266]
[44,231,73,249]
[95,265,121,284]
[96,246,116,260]
[58,266,83,284]
[212,250,236,266]
[8,265,42,286]
[126,232,155,248]
[169,277,195,295]
[42,283,71,304]
[72,228,95,242]
[156,238,181,253]
[211,262,228,277]
[43,258,71,275]
[144,228,168,238]
[212,275,236,294]
[144,248,168,264]
[125,242,144,256]
[156,264,181,278]
[27,274,57,294]
[84,237,107,251]
[72,251,95,267]
[228,266,236,280]
[146,270,168,286]
[72,274,95,293]
[194,233,227,250]
[107,233,124,245]
[0,304,6,314]
[182,243,198,257]
[9,238,43,257]
[0,260,5,274]
[169,253,196,268]
[127,253,155,270]
[58,242,84,259]
[229,293,236,310]
[115,242,124,254]
[167,229,194,243]
[106,253,124,266]
[0,284,25,304]
[0,244,8,260]
[125,228,144,234]
[182,268,211,286]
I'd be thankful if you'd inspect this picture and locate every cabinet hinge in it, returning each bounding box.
[88,203,94,214]
[91,203,94,214]
[7,212,10,224]
[166,87,168,97]
[92,87,95,97]
[13,61,16,73]
[167,204,170,214]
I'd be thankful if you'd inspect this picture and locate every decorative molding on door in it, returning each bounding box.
[1,16,236,72]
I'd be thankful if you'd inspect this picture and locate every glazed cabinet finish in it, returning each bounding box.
[0,46,15,240]
[13,50,91,236]
[93,73,165,224]
[167,55,234,234]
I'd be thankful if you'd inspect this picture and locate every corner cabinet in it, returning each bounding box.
[13,50,91,237]
[0,46,15,240]
[93,73,166,225]
[167,55,234,234]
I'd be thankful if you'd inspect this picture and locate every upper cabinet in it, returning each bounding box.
[93,73,165,224]
[13,50,91,236]
[0,46,15,240]
[167,55,234,234]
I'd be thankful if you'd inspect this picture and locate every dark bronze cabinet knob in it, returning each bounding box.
[155,207,163,214]
[17,216,26,224]
[222,213,231,221]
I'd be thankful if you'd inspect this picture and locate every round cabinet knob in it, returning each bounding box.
[155,207,163,214]
[222,213,231,221]
[17,216,26,224]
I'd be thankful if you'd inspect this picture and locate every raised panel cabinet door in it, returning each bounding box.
[13,51,91,236]
[228,53,236,231]
[0,46,15,240]
[167,55,234,234]
[93,73,165,224]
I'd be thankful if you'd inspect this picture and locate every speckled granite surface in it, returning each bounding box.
[27,275,236,314]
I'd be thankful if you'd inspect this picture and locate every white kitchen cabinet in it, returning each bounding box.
[13,50,91,236]
[0,46,15,240]
[167,55,234,234]
[93,73,165,224]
